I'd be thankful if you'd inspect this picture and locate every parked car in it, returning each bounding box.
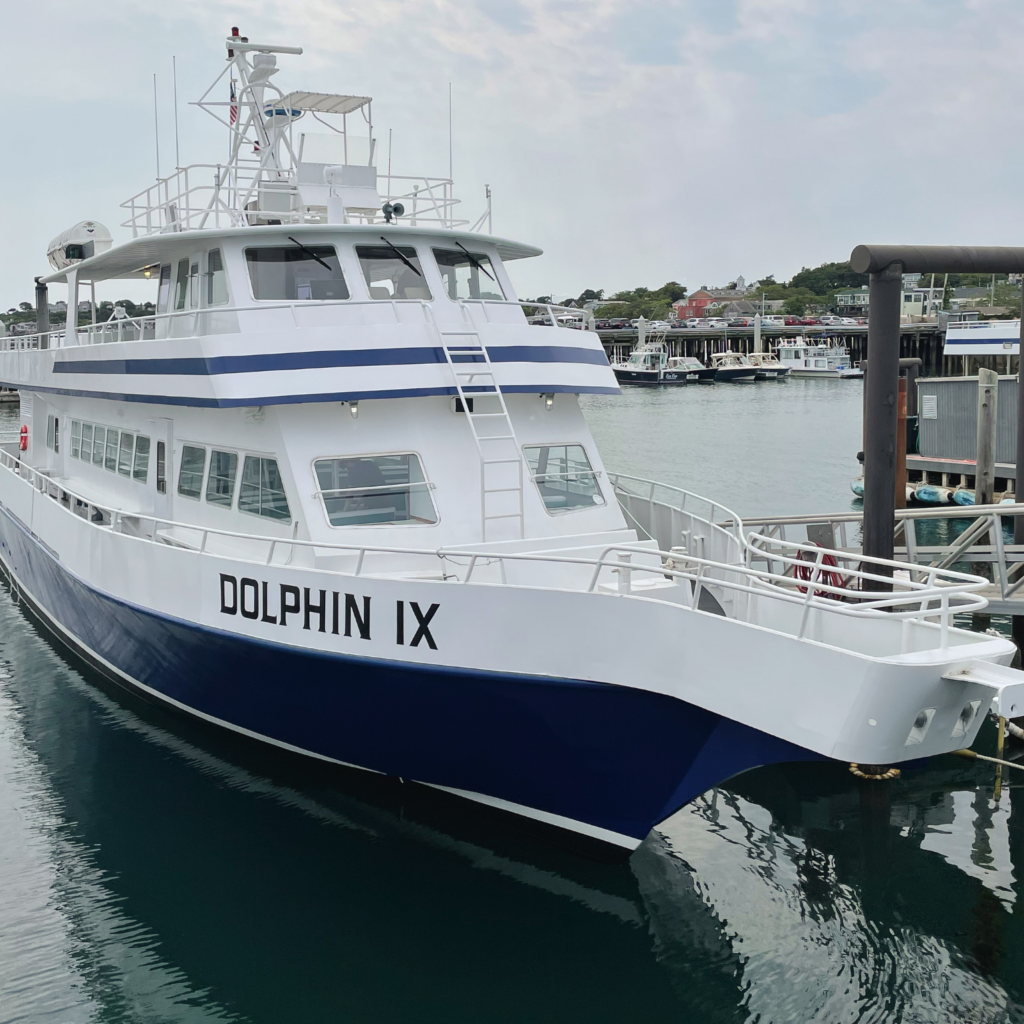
[783,315,801,326]
[727,317,752,327]
[683,318,703,327]
[798,316,819,326]
[760,315,785,327]
[705,318,729,328]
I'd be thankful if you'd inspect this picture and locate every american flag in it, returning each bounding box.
[229,81,237,126]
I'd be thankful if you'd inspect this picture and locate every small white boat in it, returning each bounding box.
[745,352,791,380]
[777,340,862,378]
[710,351,757,382]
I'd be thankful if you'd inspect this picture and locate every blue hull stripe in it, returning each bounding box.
[52,345,610,376]
[0,502,819,841]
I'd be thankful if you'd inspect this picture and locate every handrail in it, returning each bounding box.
[0,447,990,647]
[732,502,1024,529]
[0,298,595,352]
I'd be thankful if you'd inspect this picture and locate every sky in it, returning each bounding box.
[2,0,1023,310]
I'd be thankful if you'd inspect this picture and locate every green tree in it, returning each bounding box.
[789,261,868,296]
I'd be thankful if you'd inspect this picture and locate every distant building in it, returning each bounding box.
[672,290,715,319]
[836,284,942,318]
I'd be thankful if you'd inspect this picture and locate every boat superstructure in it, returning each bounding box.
[777,339,863,378]
[2,31,1024,852]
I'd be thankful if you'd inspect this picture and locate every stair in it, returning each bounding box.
[437,327,525,542]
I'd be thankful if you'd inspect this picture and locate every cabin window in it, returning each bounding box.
[71,420,81,459]
[245,245,349,301]
[189,262,200,309]
[524,444,605,515]
[157,264,172,313]
[206,450,238,508]
[433,248,505,301]
[80,423,93,462]
[92,427,106,466]
[156,442,167,494]
[206,249,229,305]
[133,436,151,483]
[46,415,54,451]
[355,244,431,300]
[117,432,135,477]
[178,445,207,500]
[104,429,118,472]
[238,456,291,522]
[313,454,437,527]
[174,259,189,310]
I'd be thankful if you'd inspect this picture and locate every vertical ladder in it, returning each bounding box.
[437,327,525,542]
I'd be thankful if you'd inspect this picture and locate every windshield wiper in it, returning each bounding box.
[378,236,422,277]
[287,236,332,271]
[455,241,494,281]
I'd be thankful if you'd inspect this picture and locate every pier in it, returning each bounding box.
[598,322,948,375]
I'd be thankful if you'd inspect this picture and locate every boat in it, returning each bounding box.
[611,321,703,384]
[1,29,1022,853]
[709,351,757,382]
[850,476,864,498]
[777,340,863,378]
[665,356,716,383]
[745,351,791,380]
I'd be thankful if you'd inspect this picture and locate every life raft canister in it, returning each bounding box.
[19,424,28,451]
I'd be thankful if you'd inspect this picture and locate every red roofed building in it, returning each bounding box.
[672,289,714,319]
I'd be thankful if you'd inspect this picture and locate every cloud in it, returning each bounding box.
[3,0,1024,307]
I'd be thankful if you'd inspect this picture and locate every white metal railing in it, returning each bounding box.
[0,447,991,651]
[120,162,469,236]
[0,300,595,353]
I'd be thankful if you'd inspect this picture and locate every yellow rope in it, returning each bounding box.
[849,763,901,780]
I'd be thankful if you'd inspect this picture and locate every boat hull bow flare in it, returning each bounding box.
[2,30,1023,851]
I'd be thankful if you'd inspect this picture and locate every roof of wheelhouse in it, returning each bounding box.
[40,224,543,285]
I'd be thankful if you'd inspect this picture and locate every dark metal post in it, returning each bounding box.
[34,277,49,347]
[1013,316,1024,659]
[862,263,903,586]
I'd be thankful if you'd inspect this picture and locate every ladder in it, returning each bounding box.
[436,325,525,542]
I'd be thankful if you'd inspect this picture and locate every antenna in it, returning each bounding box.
[448,82,453,181]
[152,74,161,180]
[388,127,392,183]
[172,56,180,170]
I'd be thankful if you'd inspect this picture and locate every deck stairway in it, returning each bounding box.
[437,329,525,542]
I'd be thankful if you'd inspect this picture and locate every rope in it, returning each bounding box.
[849,763,901,780]
[953,748,1024,771]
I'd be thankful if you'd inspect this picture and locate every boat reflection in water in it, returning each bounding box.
[3,589,1024,1023]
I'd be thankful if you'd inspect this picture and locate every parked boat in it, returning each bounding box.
[745,352,791,380]
[777,340,862,378]
[665,356,716,383]
[0,29,1019,853]
[612,321,698,385]
[710,351,757,382]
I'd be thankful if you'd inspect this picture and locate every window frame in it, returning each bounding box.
[310,450,439,529]
[237,454,292,523]
[206,248,230,306]
[205,448,239,509]
[355,243,432,301]
[177,444,208,501]
[173,258,189,311]
[243,243,350,303]
[432,246,506,302]
[522,442,606,517]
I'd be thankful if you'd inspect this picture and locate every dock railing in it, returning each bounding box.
[0,447,994,655]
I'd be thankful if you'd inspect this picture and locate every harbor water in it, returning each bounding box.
[3,382,1024,1023]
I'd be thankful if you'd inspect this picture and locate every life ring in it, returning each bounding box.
[794,542,848,598]
[19,424,27,451]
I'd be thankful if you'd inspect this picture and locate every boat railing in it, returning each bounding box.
[121,163,468,236]
[0,300,596,353]
[0,447,991,649]
[738,502,1024,609]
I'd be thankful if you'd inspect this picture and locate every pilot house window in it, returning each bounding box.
[245,245,349,301]
[524,444,605,514]
[433,248,504,300]
[356,244,431,300]
[238,456,291,522]
[313,454,437,527]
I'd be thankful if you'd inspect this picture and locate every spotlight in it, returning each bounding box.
[543,393,554,410]
[349,401,359,419]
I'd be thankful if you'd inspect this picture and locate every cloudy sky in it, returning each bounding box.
[2,0,1022,309]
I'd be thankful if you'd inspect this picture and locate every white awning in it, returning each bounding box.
[278,92,371,116]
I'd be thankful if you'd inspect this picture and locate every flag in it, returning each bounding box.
[229,81,237,126]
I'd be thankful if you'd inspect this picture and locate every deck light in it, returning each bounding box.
[542,393,554,410]
[349,401,359,419]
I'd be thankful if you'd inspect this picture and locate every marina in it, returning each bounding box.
[5,9,1024,1024]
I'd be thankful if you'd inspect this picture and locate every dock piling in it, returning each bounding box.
[976,368,998,507]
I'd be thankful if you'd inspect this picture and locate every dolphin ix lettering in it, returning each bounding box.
[219,574,438,648]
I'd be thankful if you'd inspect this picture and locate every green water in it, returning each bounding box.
[3,383,1024,1022]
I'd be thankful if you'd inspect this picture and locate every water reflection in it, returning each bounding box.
[4,582,1024,1021]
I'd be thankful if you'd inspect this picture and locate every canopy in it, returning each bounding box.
[278,92,371,116]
